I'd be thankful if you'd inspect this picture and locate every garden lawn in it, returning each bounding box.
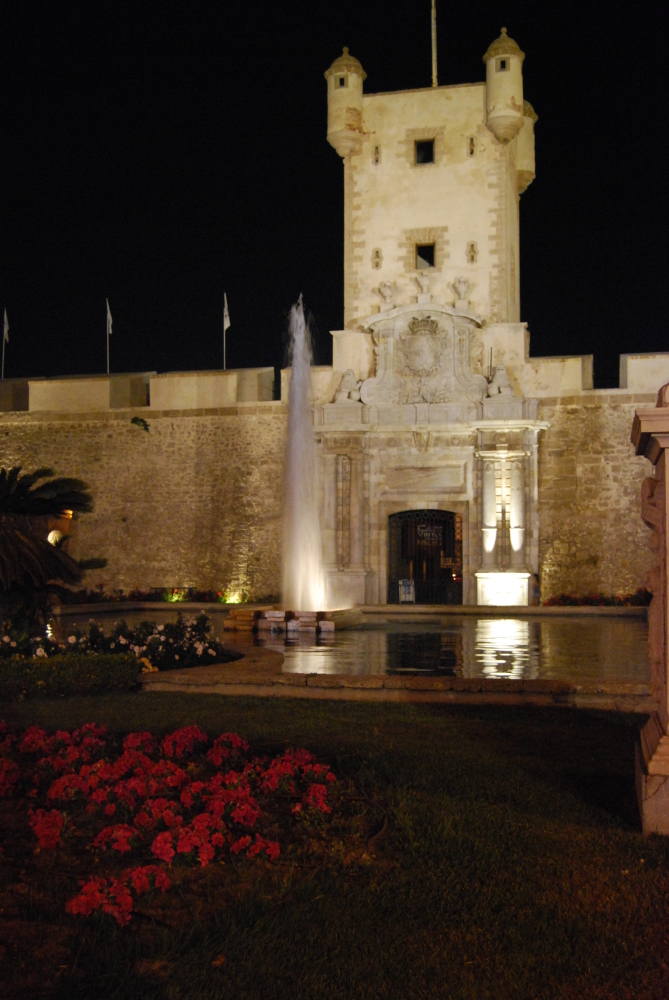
[2,694,668,1000]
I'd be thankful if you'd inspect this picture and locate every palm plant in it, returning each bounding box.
[0,467,94,629]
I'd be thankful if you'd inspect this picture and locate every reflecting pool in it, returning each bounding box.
[58,611,649,684]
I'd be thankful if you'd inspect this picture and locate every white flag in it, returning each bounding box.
[3,309,8,344]
[106,299,112,336]
[223,293,230,333]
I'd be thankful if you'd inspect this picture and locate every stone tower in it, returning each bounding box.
[324,29,537,330]
[316,31,545,607]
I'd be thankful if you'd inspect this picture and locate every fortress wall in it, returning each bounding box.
[0,404,286,599]
[0,391,659,604]
[537,393,655,600]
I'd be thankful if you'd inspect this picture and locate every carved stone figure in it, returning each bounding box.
[334,369,362,403]
[487,363,514,396]
[451,276,470,302]
[377,281,396,304]
[415,273,431,294]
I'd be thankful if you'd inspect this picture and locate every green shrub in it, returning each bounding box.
[0,653,139,702]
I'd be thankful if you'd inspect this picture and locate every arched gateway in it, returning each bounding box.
[387,510,462,605]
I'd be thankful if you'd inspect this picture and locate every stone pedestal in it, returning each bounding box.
[631,384,669,833]
[475,571,530,606]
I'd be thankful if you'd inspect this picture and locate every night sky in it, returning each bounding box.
[0,1,666,389]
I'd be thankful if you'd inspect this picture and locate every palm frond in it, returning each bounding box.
[0,467,92,515]
[0,514,83,590]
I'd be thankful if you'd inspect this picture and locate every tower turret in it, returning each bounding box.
[483,28,525,144]
[517,101,538,193]
[324,47,366,158]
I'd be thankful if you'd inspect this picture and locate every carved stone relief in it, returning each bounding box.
[359,303,489,407]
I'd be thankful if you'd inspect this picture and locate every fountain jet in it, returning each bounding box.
[282,297,327,611]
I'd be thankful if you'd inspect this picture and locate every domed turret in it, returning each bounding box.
[483,28,525,144]
[517,101,538,193]
[324,47,366,158]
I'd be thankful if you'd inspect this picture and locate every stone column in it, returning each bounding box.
[631,384,669,834]
[335,455,351,567]
[322,453,338,567]
[350,454,364,568]
[509,458,525,566]
[481,459,497,566]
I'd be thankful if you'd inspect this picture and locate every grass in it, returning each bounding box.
[2,693,668,999]
[0,652,138,701]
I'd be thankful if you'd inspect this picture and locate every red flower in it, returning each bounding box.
[10,722,335,924]
[161,726,208,759]
[29,808,64,849]
[151,831,175,863]
[122,732,155,753]
[94,824,136,853]
[0,758,20,798]
[229,835,252,855]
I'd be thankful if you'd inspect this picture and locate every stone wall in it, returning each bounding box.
[0,404,286,599]
[0,390,659,605]
[537,393,655,599]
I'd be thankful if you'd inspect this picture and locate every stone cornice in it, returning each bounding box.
[631,407,669,463]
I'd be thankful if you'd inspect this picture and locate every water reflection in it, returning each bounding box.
[385,631,461,675]
[54,611,650,684]
[473,619,540,680]
[246,618,648,683]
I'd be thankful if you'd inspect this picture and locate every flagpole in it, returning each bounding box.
[106,299,112,375]
[223,294,230,370]
[2,310,8,380]
[431,0,438,88]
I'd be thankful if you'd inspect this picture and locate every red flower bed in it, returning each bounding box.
[0,721,336,925]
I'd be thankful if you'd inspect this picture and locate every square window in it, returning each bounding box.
[415,140,435,164]
[338,76,347,88]
[496,58,508,72]
[416,244,435,269]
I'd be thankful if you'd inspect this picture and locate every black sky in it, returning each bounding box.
[0,1,667,388]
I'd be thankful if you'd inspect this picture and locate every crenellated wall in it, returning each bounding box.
[0,369,663,604]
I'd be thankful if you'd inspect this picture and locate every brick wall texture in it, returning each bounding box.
[0,394,655,602]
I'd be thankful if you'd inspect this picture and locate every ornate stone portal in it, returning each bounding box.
[318,296,547,606]
[632,386,669,833]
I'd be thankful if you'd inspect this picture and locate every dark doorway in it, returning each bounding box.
[387,510,463,605]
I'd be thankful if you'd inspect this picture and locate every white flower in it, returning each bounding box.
[35,647,47,657]
[10,641,16,647]
[2,636,10,643]
[157,624,164,631]
[110,642,115,648]
[68,636,76,644]
[160,636,165,642]
[174,654,179,660]
[208,649,216,656]
[119,636,127,645]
